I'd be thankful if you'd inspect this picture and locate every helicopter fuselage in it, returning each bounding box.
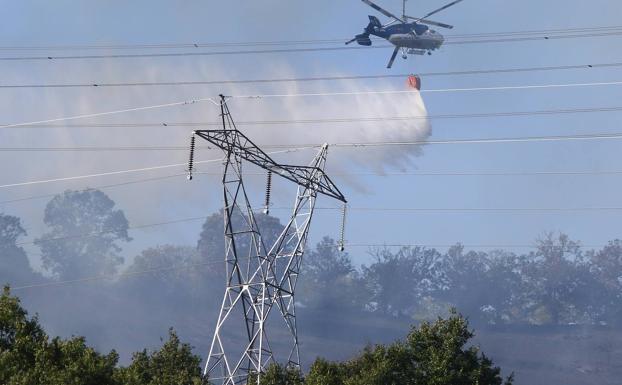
[372,22,444,51]
[348,0,463,68]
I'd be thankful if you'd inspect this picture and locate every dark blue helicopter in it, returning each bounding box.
[347,0,464,68]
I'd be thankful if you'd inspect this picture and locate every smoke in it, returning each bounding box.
[216,65,431,173]
[0,58,429,242]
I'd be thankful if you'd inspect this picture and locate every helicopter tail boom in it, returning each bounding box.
[346,15,380,45]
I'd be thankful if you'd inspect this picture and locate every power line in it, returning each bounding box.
[0,133,622,152]
[15,216,208,247]
[10,205,622,248]
[0,173,185,205]
[229,80,622,99]
[0,148,310,190]
[2,26,620,51]
[3,169,622,208]
[312,207,622,213]
[12,106,622,129]
[1,30,621,61]
[3,82,619,130]
[2,62,620,89]
[4,131,622,152]
[2,131,622,189]
[0,96,218,129]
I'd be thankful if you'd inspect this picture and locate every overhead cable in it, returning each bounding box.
[2,81,619,130]
[12,106,622,129]
[7,207,622,248]
[1,31,621,61]
[2,132,622,188]
[0,96,218,129]
[3,131,622,152]
[0,148,309,189]
[3,169,622,207]
[229,80,622,99]
[2,26,620,51]
[1,62,620,89]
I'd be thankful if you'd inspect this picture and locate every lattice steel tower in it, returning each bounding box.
[188,96,346,385]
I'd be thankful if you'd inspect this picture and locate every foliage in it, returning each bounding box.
[115,329,205,385]
[305,358,345,385]
[0,287,206,385]
[124,245,204,298]
[305,310,513,385]
[362,246,442,316]
[34,190,131,280]
[197,211,284,279]
[247,363,304,385]
[0,214,38,286]
[0,286,119,385]
[299,237,366,310]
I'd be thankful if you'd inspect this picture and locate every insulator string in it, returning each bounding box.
[338,203,347,251]
[263,171,272,215]
[187,133,196,180]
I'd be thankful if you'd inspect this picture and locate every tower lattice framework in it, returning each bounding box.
[190,96,346,385]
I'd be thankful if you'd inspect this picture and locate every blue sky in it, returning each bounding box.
[1,0,621,270]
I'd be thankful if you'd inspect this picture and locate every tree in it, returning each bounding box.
[362,246,442,317]
[584,240,622,324]
[305,358,345,385]
[403,310,513,385]
[197,211,284,280]
[0,287,119,385]
[299,237,365,311]
[0,213,38,285]
[436,246,525,325]
[116,328,205,385]
[521,233,589,324]
[246,363,303,385]
[35,190,131,280]
[125,245,205,297]
[304,310,513,385]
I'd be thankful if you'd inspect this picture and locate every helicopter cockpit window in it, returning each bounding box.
[414,24,429,35]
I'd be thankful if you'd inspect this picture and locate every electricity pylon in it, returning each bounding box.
[188,96,346,385]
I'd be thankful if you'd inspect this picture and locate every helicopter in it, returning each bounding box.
[347,0,464,68]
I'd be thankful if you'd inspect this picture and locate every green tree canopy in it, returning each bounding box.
[304,310,513,385]
[247,363,303,385]
[116,328,205,385]
[0,287,119,385]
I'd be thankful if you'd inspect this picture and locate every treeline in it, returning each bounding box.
[305,235,622,326]
[2,188,622,329]
[0,288,512,385]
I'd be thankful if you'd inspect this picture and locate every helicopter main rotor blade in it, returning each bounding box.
[416,18,454,29]
[361,0,405,22]
[387,47,399,69]
[420,0,464,20]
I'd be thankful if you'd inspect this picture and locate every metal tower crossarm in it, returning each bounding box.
[193,129,347,204]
